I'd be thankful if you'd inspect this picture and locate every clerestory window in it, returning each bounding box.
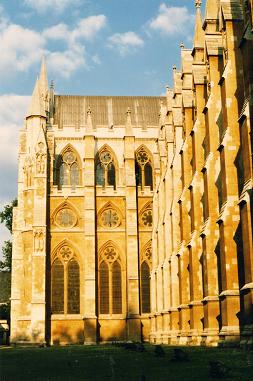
[95,148,116,189]
[55,149,80,189]
[136,147,153,190]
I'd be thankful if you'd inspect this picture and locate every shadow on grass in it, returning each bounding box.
[1,345,253,381]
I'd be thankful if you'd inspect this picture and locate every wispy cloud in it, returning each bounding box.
[24,0,80,13]
[107,31,144,56]
[148,4,194,36]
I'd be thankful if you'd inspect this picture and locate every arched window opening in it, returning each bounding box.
[135,161,142,187]
[99,245,123,315]
[136,147,153,190]
[67,259,80,314]
[108,163,116,188]
[141,261,151,313]
[51,259,64,314]
[99,261,109,314]
[144,163,153,190]
[51,248,80,315]
[56,148,80,189]
[96,162,104,186]
[112,261,122,314]
[95,148,117,188]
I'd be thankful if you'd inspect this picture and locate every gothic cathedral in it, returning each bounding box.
[11,1,253,347]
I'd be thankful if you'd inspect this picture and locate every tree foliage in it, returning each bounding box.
[0,198,17,272]
[0,241,12,271]
[0,198,17,233]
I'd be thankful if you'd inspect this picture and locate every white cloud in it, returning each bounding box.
[148,4,194,35]
[0,95,30,255]
[107,31,144,56]
[24,0,80,13]
[0,95,29,258]
[47,44,86,78]
[0,24,45,73]
[0,13,107,78]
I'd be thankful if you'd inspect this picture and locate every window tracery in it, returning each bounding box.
[135,146,153,190]
[55,147,80,189]
[139,203,153,228]
[98,203,122,229]
[95,147,116,189]
[99,243,122,315]
[51,244,80,315]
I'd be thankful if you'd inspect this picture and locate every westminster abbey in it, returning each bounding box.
[11,0,253,347]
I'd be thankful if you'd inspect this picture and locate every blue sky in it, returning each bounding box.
[0,0,205,251]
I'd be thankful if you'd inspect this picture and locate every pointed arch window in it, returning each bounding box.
[95,148,116,189]
[141,261,151,313]
[136,147,153,190]
[99,245,122,315]
[51,246,80,315]
[55,148,80,189]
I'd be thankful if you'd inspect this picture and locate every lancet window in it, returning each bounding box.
[95,147,116,189]
[55,147,80,189]
[98,244,122,315]
[135,147,153,190]
[140,242,152,314]
[51,245,80,314]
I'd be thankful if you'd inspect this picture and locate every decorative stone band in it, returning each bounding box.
[178,304,190,310]
[202,296,220,302]
[240,282,253,291]
[188,300,203,306]
[219,290,240,297]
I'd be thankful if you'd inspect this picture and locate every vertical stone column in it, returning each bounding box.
[124,134,141,341]
[83,134,97,343]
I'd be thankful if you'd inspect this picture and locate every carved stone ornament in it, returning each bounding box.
[34,230,45,252]
[55,208,77,229]
[23,156,33,187]
[142,243,152,264]
[36,142,46,174]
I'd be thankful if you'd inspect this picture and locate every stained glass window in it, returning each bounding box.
[67,259,80,314]
[99,261,109,314]
[144,163,153,190]
[51,259,64,314]
[112,261,122,314]
[96,163,104,186]
[57,149,80,187]
[96,149,116,188]
[141,261,150,313]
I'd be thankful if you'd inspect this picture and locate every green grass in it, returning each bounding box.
[0,344,253,381]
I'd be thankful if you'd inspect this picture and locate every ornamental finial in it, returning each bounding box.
[195,0,202,8]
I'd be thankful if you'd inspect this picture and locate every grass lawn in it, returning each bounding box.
[0,344,253,381]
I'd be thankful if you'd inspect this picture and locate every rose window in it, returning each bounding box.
[141,210,153,227]
[101,209,120,228]
[55,208,76,228]
[136,150,149,166]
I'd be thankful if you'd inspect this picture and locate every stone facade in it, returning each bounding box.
[11,0,252,346]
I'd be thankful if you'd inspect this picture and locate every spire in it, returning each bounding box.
[27,78,46,118]
[39,56,48,94]
[193,0,205,49]
[125,107,133,136]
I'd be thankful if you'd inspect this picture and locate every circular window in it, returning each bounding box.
[100,151,112,164]
[63,151,76,164]
[141,209,153,227]
[100,208,120,228]
[55,208,77,228]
